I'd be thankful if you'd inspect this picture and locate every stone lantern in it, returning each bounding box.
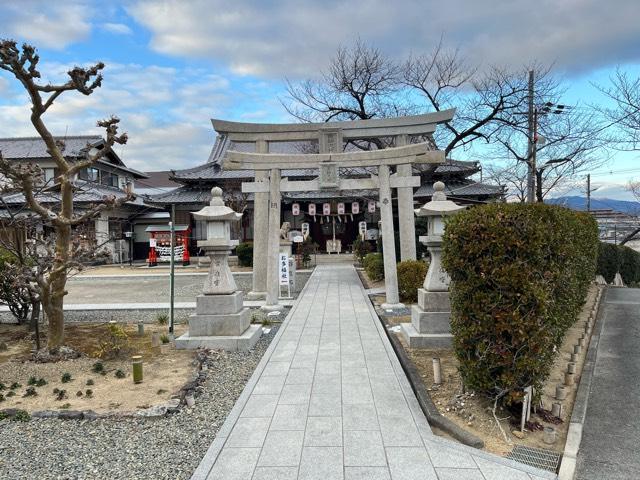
[400,181,465,348]
[175,187,261,351]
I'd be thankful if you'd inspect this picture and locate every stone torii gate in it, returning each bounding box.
[214,111,455,309]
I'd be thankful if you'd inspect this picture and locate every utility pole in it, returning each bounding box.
[526,70,535,203]
[587,174,591,212]
[169,204,175,335]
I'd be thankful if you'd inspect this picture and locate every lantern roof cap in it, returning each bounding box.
[192,187,243,221]
[415,181,466,217]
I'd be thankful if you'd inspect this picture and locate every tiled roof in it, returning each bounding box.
[414,180,504,198]
[1,180,142,206]
[0,136,101,159]
[146,185,220,205]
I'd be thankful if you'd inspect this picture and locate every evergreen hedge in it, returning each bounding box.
[235,242,253,267]
[596,242,640,285]
[442,203,598,403]
[363,253,385,281]
[397,260,428,302]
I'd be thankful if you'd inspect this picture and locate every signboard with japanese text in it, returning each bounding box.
[279,253,290,286]
[292,203,300,216]
[149,238,157,248]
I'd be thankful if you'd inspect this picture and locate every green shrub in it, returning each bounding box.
[236,242,253,267]
[115,369,126,379]
[363,253,385,282]
[352,237,372,264]
[397,260,428,302]
[595,242,640,285]
[442,203,598,404]
[156,313,169,325]
[596,242,619,283]
[160,334,170,344]
[618,245,640,285]
[61,373,72,383]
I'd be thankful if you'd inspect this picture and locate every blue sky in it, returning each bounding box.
[1,0,640,200]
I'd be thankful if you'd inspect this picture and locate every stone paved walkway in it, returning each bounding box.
[576,288,640,479]
[192,265,556,480]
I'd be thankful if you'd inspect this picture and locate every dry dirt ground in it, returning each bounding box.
[362,269,602,456]
[0,322,195,413]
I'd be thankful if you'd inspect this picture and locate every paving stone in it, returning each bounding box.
[386,447,438,480]
[285,366,315,385]
[378,416,423,447]
[252,374,286,395]
[423,440,476,468]
[251,466,298,480]
[279,383,312,404]
[240,394,279,418]
[270,403,308,430]
[298,446,344,480]
[226,417,270,448]
[473,456,531,480]
[304,416,343,446]
[344,466,391,480]
[308,393,342,416]
[262,361,291,377]
[436,468,485,480]
[206,447,260,480]
[257,430,304,467]
[344,430,387,467]
[342,403,379,431]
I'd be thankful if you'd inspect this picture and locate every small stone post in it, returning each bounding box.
[400,182,465,348]
[175,187,261,351]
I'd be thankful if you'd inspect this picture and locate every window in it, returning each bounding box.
[79,167,99,182]
[101,172,119,187]
[43,168,55,183]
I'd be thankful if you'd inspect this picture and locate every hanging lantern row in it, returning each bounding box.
[292,201,375,216]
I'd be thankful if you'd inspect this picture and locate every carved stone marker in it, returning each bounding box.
[175,187,261,351]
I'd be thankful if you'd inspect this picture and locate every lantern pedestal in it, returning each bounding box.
[175,187,261,351]
[400,181,463,348]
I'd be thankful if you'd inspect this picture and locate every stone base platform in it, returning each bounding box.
[175,324,262,351]
[400,322,453,348]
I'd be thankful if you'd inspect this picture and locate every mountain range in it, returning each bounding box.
[547,196,640,215]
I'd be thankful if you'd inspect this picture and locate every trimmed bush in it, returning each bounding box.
[236,242,253,267]
[352,237,372,264]
[618,245,640,285]
[397,260,428,302]
[442,203,598,404]
[363,253,385,282]
[596,242,619,283]
[595,242,640,285]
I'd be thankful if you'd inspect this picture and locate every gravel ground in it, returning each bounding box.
[0,325,281,480]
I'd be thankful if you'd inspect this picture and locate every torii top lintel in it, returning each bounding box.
[223,142,443,171]
[211,109,456,143]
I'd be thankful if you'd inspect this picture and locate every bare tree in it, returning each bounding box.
[402,43,545,157]
[595,67,640,150]
[283,39,407,124]
[483,161,528,203]
[0,40,130,351]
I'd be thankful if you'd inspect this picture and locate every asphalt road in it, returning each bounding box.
[576,287,640,479]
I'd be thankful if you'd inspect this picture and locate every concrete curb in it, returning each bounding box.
[557,286,607,480]
[374,306,485,449]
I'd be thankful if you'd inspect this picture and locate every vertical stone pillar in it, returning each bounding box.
[264,168,283,309]
[247,140,268,300]
[395,134,417,261]
[378,164,403,308]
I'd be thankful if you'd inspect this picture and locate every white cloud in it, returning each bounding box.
[127,0,640,78]
[102,22,133,35]
[0,1,93,49]
[0,61,245,171]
